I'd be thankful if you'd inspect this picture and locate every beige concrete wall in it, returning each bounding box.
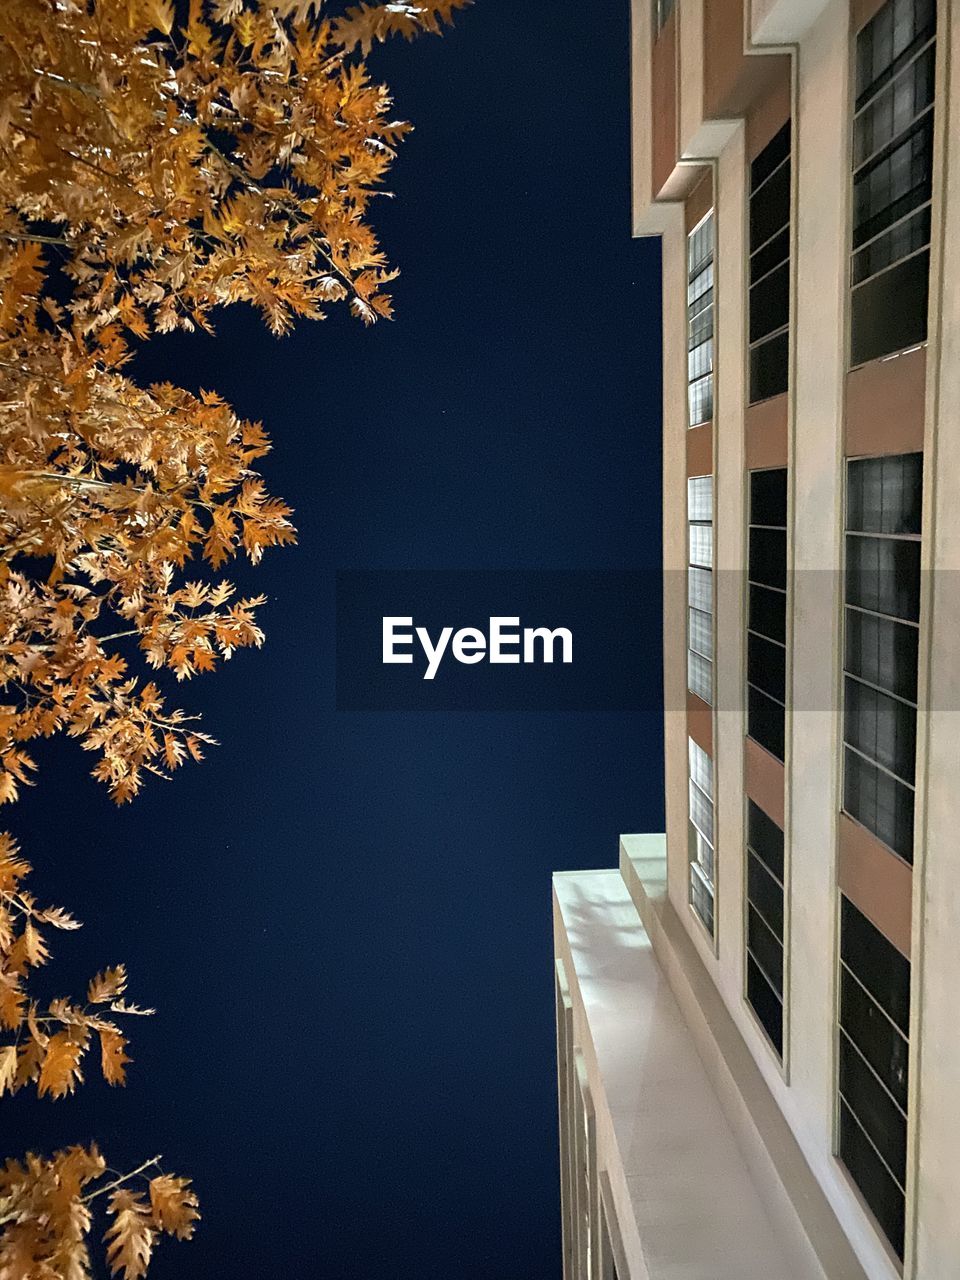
[629,0,654,234]
[709,124,751,1040]
[911,2,960,1274]
[750,0,831,44]
[678,0,707,148]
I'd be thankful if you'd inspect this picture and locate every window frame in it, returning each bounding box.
[687,209,715,429]
[848,0,937,368]
[840,453,922,864]
[687,737,716,939]
[748,123,792,404]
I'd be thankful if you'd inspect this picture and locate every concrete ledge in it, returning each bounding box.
[619,836,868,1280]
[553,867,814,1280]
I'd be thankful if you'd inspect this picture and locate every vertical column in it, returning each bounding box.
[788,0,848,1218]
[912,1,960,1272]
[713,125,748,991]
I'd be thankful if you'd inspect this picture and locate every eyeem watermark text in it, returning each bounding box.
[382,616,573,680]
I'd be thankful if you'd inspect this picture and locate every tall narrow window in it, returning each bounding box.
[687,211,715,427]
[745,800,784,1057]
[688,737,715,936]
[749,122,791,402]
[652,0,675,35]
[747,468,787,759]
[843,453,922,862]
[838,897,911,1260]
[688,475,714,704]
[850,0,937,367]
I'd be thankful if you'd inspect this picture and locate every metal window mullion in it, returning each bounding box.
[748,323,791,354]
[854,33,936,121]
[849,239,932,293]
[839,1091,908,1197]
[842,667,918,712]
[840,958,911,1045]
[749,250,791,293]
[843,738,917,792]
[746,943,784,1005]
[853,99,936,179]
[839,1024,909,1122]
[850,198,931,258]
[746,842,785,890]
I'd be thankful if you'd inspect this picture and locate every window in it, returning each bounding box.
[652,0,675,35]
[745,800,785,1057]
[688,475,714,704]
[747,469,787,760]
[843,454,922,862]
[838,896,911,1260]
[749,122,791,402]
[688,738,715,936]
[687,211,715,427]
[850,0,937,366]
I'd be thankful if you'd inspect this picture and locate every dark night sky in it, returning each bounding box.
[7,3,664,1277]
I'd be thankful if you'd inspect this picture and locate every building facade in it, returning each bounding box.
[553,1,960,1276]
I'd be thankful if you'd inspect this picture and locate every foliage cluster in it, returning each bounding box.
[0,0,467,1272]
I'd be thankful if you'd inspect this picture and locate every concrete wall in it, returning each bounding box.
[911,2,960,1274]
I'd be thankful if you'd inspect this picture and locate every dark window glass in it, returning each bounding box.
[750,330,790,403]
[750,160,791,252]
[748,467,788,761]
[746,955,783,1056]
[749,125,791,404]
[749,526,788,590]
[854,43,936,168]
[844,676,916,784]
[747,799,784,881]
[838,1099,905,1260]
[841,896,911,1034]
[748,685,786,761]
[851,0,936,366]
[839,1034,907,1185]
[840,965,909,1111]
[848,454,923,535]
[844,452,922,858]
[845,535,921,622]
[750,468,788,528]
[845,610,919,702]
[750,226,790,287]
[751,121,791,190]
[749,584,786,644]
[748,632,786,705]
[852,205,930,286]
[856,0,936,105]
[749,262,790,346]
[851,250,930,366]
[747,906,783,996]
[747,851,783,936]
[745,795,784,1059]
[852,117,934,249]
[844,748,915,860]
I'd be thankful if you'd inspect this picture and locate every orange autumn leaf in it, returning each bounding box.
[99,1027,132,1087]
[37,1031,85,1099]
[148,1175,201,1239]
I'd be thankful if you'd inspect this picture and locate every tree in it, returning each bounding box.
[0,1,468,1273]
